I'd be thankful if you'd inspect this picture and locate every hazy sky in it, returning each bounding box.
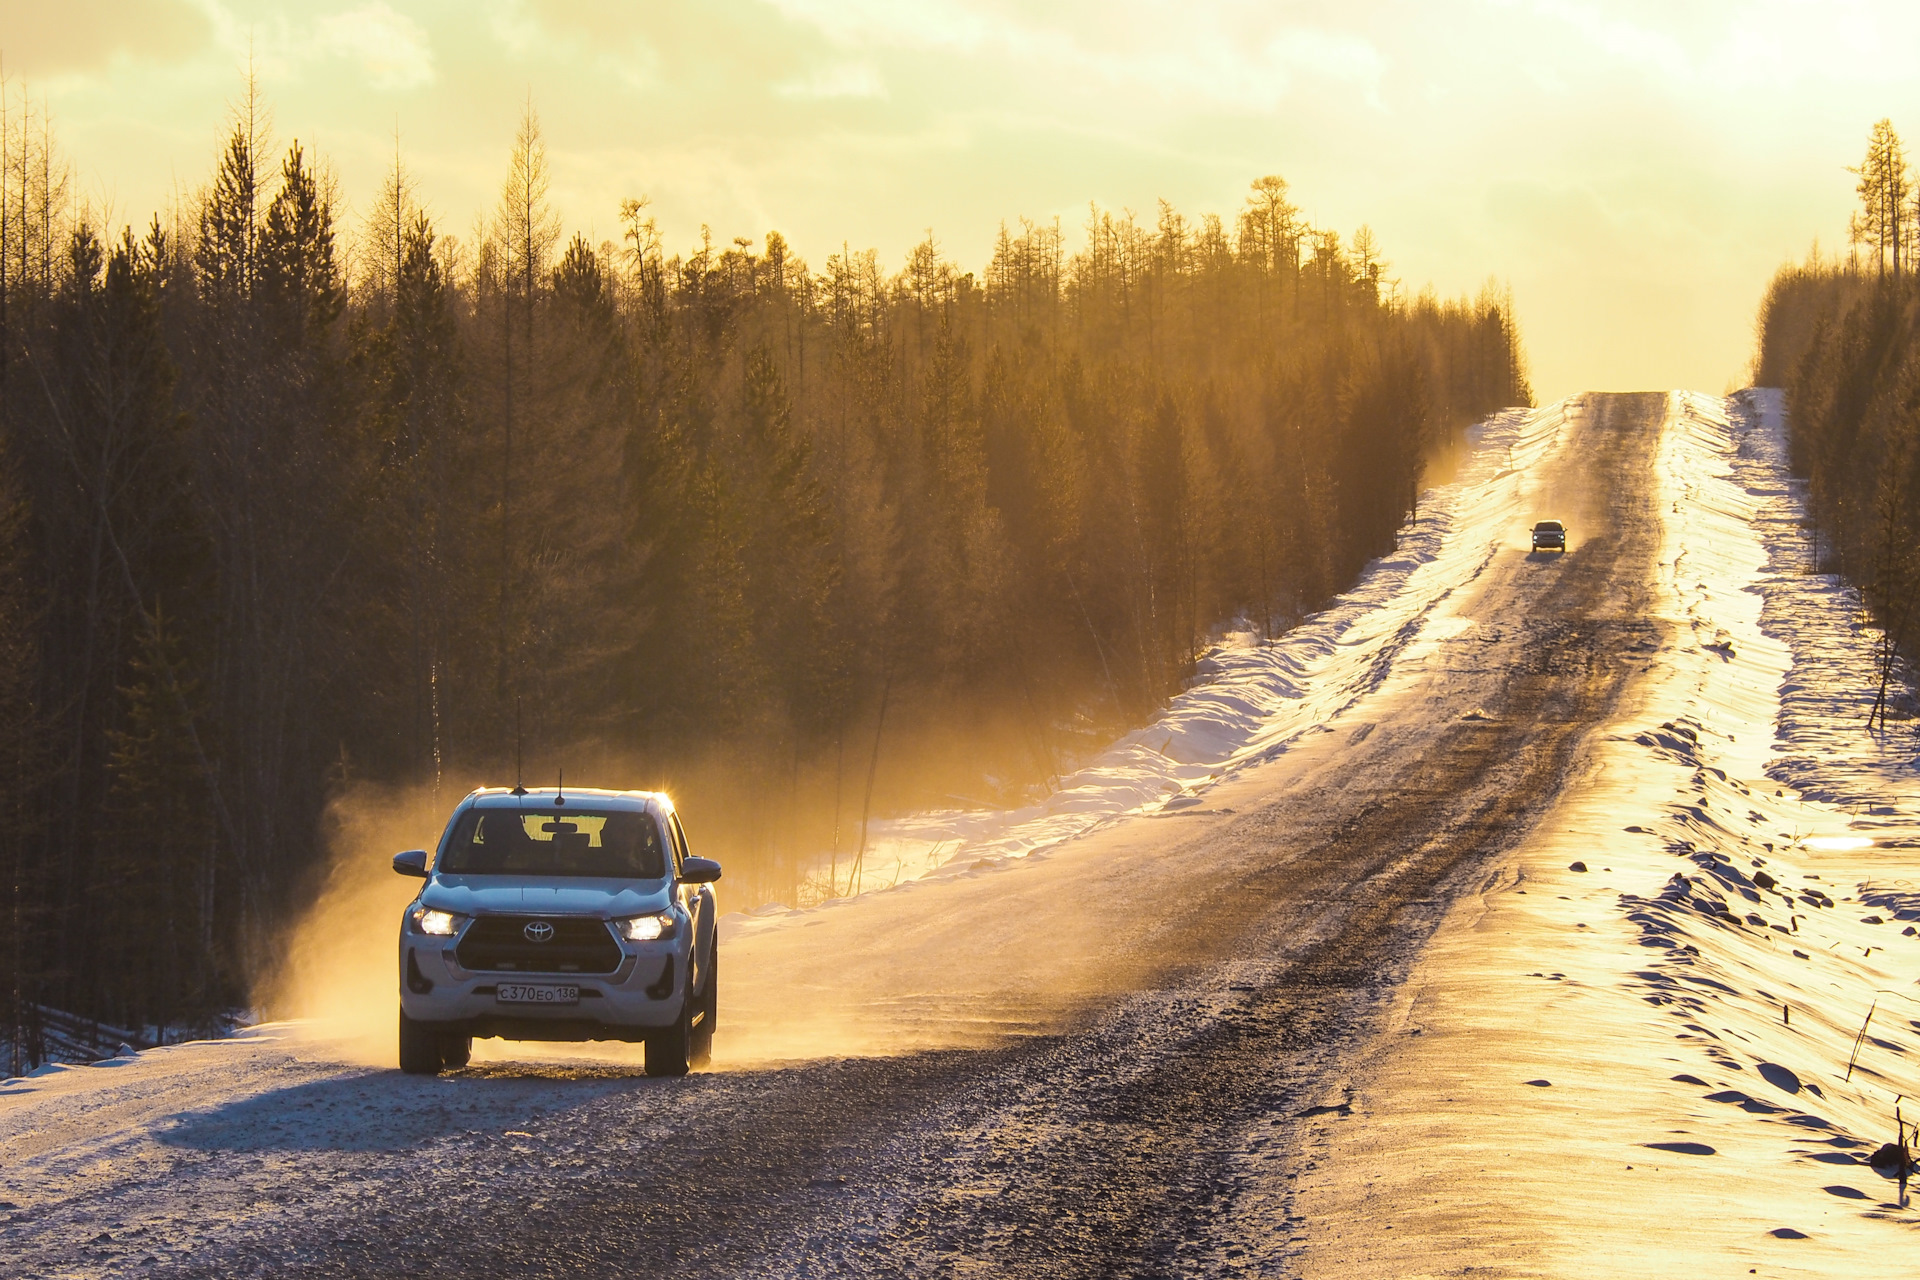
[7,0,1919,399]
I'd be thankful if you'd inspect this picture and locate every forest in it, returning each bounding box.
[0,82,1529,1066]
[1756,118,1920,729]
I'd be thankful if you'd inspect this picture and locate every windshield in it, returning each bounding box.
[437,808,667,878]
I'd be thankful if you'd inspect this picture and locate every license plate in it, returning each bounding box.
[495,983,579,1005]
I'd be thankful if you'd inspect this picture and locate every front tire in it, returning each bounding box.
[645,1000,691,1077]
[690,944,717,1068]
[399,1009,442,1076]
[646,955,704,1078]
[440,1034,472,1069]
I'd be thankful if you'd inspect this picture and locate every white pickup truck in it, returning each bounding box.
[392,787,720,1077]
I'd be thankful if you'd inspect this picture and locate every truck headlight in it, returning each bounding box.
[612,912,677,942]
[410,905,466,936]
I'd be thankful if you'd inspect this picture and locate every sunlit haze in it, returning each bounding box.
[11,2,1920,397]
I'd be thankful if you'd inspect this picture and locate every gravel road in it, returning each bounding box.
[0,393,1666,1278]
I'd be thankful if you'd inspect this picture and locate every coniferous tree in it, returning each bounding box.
[1853,120,1914,280]
[0,85,1533,1051]
[1758,118,1920,726]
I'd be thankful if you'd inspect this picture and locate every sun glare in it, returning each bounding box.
[1801,834,1874,851]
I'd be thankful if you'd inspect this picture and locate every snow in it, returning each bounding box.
[7,388,1919,1272]
[1293,390,1920,1274]
[728,398,1578,933]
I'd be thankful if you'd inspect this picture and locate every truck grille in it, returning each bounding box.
[455,916,622,975]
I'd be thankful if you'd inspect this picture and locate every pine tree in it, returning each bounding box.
[0,74,1539,993]
[1852,120,1913,280]
[485,99,563,743]
[101,605,218,1033]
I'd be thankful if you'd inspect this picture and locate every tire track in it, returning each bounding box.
[107,394,1667,1279]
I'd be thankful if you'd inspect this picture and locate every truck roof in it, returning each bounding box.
[460,787,672,815]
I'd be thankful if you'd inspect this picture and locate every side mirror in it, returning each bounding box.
[392,849,429,878]
[679,855,722,884]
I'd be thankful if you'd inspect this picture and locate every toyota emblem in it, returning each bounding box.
[523,920,555,943]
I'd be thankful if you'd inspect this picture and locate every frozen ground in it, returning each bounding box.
[1293,390,1920,1276]
[1,390,1912,1277]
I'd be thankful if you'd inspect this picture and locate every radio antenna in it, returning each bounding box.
[555,767,565,806]
[510,695,526,796]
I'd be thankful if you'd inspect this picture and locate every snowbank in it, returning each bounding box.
[729,398,1575,936]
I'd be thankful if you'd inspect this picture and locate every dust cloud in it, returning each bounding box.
[255,781,452,1064]
[253,708,1124,1072]
[252,765,1155,1074]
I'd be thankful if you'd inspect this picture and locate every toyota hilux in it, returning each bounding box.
[393,787,720,1077]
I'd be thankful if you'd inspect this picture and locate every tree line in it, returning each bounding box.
[0,82,1529,1067]
[1756,119,1920,730]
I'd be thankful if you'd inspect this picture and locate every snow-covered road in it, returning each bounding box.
[1294,391,1920,1276]
[3,390,1914,1277]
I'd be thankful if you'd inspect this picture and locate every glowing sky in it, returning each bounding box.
[8,1,1920,398]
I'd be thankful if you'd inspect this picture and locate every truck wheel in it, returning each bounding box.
[440,1034,472,1069]
[690,944,717,1067]
[399,1008,442,1076]
[645,982,693,1078]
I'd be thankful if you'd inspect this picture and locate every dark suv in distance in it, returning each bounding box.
[1530,519,1567,552]
[392,787,720,1077]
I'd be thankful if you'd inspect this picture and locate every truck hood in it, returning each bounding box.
[420,876,672,919]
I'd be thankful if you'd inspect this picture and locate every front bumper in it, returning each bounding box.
[398,937,686,1042]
